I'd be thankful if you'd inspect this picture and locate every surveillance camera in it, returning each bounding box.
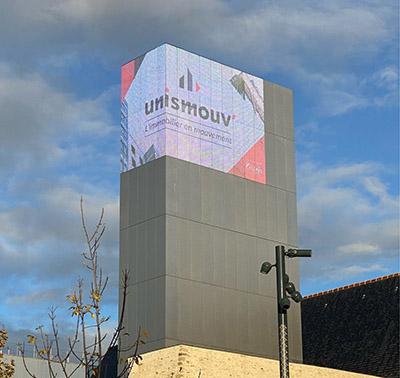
[291,291,303,303]
[285,282,296,295]
[260,262,273,275]
[279,297,291,310]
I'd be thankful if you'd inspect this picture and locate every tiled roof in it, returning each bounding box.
[301,274,400,378]
[304,272,400,299]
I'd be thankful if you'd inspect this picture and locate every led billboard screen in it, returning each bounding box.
[121,44,266,184]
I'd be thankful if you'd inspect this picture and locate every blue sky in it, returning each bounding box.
[0,0,398,347]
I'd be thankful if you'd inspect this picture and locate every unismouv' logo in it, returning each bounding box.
[179,69,200,92]
[144,67,232,127]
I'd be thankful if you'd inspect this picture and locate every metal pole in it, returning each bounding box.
[276,245,289,378]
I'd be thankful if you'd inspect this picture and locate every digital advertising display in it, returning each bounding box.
[121,44,266,184]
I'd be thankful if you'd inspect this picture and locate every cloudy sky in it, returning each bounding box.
[0,0,398,348]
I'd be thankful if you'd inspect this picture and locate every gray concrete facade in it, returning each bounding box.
[119,80,302,361]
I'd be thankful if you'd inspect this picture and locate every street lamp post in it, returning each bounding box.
[260,245,312,378]
[276,245,290,378]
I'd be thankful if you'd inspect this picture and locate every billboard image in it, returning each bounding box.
[121,44,266,184]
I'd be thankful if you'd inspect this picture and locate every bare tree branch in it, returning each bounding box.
[22,199,145,378]
[20,344,37,378]
[49,307,69,377]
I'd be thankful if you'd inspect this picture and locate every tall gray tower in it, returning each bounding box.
[119,44,301,361]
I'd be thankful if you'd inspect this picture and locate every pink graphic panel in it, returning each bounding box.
[121,60,135,100]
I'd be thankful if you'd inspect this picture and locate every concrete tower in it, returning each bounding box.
[119,44,301,361]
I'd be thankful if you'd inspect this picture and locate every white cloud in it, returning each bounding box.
[0,63,114,171]
[366,66,399,92]
[0,1,395,120]
[0,185,118,243]
[296,64,398,117]
[337,242,380,255]
[6,289,61,305]
[299,161,382,188]
[318,89,368,116]
[0,60,120,282]
[298,160,399,291]
[326,263,387,282]
[0,1,394,73]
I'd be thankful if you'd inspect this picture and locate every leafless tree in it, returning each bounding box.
[20,198,146,377]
